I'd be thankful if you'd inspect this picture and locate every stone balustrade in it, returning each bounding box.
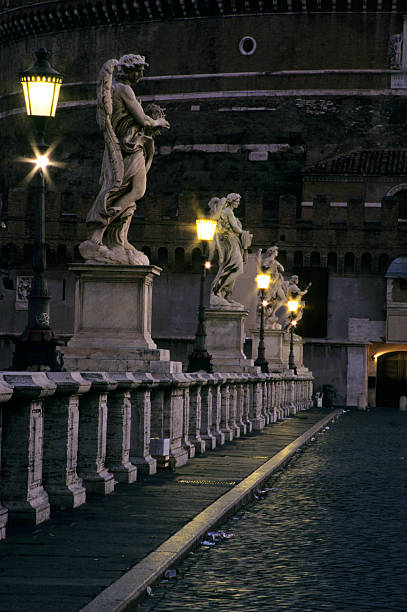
[0,369,313,539]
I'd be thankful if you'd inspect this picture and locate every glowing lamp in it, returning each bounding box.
[287,299,299,313]
[196,218,217,241]
[36,155,50,170]
[256,273,271,290]
[19,49,63,117]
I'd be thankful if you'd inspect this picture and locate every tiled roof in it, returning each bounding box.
[303,150,407,176]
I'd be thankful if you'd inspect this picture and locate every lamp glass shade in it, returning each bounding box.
[19,49,63,118]
[196,218,217,241]
[21,77,62,117]
[256,273,271,290]
[287,299,299,313]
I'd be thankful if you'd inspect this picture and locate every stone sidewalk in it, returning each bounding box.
[0,408,340,612]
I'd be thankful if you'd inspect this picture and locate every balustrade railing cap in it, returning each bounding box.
[226,372,239,380]
[131,372,158,387]
[233,374,247,383]
[47,372,92,395]
[0,372,57,399]
[153,372,191,387]
[0,378,13,403]
[109,372,141,390]
[239,373,251,380]
[209,373,224,385]
[79,372,118,392]
[211,373,228,384]
[257,372,269,381]
[183,372,208,385]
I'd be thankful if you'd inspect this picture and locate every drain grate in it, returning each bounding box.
[177,478,238,486]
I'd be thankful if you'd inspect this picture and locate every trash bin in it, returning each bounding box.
[322,384,335,407]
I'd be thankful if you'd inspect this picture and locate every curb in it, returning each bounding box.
[80,409,343,612]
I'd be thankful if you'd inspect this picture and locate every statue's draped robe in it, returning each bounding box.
[86,85,154,243]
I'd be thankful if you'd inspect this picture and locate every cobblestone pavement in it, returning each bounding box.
[138,409,407,612]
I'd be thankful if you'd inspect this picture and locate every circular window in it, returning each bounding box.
[239,36,257,56]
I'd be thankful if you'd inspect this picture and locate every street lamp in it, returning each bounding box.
[12,49,64,371]
[254,273,271,373]
[287,299,299,375]
[187,218,217,373]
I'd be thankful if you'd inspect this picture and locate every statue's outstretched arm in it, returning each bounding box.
[120,84,170,130]
[224,208,242,234]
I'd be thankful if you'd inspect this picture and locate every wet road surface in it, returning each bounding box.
[139,409,407,611]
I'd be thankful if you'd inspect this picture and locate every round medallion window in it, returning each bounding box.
[239,36,257,56]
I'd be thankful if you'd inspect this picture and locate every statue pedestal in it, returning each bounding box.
[205,308,254,372]
[62,264,170,372]
[282,331,308,373]
[250,329,285,372]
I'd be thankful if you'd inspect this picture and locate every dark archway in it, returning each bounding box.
[376,351,407,408]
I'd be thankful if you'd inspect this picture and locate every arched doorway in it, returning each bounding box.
[376,351,407,407]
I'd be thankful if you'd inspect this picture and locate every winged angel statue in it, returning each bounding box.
[79,54,170,265]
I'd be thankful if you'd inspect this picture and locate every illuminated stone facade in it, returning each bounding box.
[1,2,407,404]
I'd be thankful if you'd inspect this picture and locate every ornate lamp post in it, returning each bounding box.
[12,49,64,371]
[187,218,217,373]
[254,273,271,373]
[287,299,299,375]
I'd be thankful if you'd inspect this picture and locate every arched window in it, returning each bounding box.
[378,253,390,274]
[192,247,202,272]
[278,250,287,269]
[46,244,57,268]
[1,242,17,263]
[327,252,337,273]
[57,244,68,265]
[293,251,303,267]
[23,243,33,265]
[344,252,355,274]
[158,247,168,268]
[393,189,407,221]
[142,246,151,260]
[175,247,185,272]
[310,251,320,267]
[73,244,82,263]
[361,252,372,274]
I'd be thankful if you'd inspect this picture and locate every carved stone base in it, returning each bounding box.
[282,331,307,372]
[79,469,115,495]
[250,329,285,372]
[130,455,157,476]
[62,264,170,372]
[79,240,149,266]
[45,483,86,509]
[206,308,254,372]
[4,495,50,526]
[107,461,137,484]
[170,445,189,468]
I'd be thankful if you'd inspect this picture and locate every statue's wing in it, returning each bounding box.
[96,59,124,188]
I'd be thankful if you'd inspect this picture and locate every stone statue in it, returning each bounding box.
[208,193,253,309]
[257,246,286,329]
[281,274,311,328]
[389,33,403,70]
[79,54,170,265]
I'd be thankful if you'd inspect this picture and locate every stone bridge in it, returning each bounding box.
[0,368,313,540]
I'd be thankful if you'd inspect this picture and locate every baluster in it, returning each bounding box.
[0,373,56,524]
[43,372,90,507]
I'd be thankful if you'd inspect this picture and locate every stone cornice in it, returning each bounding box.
[0,0,405,47]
